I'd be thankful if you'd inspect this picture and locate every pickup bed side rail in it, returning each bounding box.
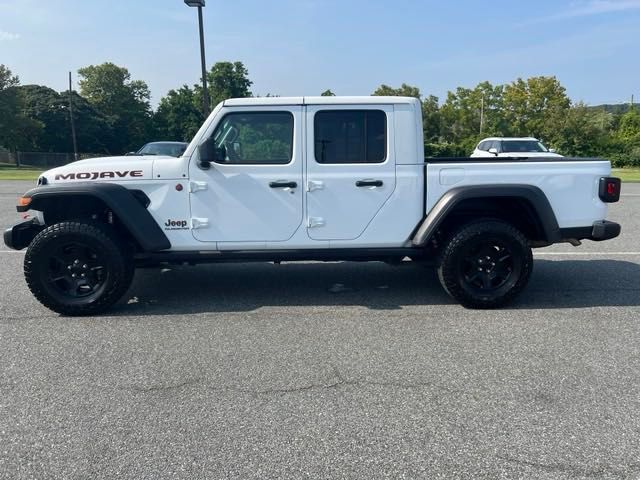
[424,156,609,163]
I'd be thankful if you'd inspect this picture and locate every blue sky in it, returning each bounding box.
[0,0,638,108]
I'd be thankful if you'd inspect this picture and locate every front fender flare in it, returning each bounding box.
[18,183,171,252]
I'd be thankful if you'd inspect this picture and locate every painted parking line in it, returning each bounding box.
[534,251,640,256]
[0,250,639,257]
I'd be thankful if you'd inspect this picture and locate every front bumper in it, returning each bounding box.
[559,220,621,243]
[3,218,44,250]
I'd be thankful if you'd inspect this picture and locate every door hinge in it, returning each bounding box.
[189,181,208,193]
[191,217,209,229]
[307,217,325,228]
[306,180,324,192]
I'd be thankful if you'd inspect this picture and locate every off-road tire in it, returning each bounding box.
[437,219,533,309]
[24,222,134,315]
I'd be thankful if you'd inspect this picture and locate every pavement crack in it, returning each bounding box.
[128,378,201,393]
[121,365,463,398]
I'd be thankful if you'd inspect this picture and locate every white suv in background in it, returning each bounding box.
[471,137,563,158]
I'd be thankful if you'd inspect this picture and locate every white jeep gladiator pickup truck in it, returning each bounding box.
[4,96,622,315]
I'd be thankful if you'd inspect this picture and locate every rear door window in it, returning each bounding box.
[314,110,387,164]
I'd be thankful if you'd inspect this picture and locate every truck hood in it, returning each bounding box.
[40,155,165,184]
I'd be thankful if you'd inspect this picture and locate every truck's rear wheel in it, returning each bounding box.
[437,219,532,309]
[24,222,134,316]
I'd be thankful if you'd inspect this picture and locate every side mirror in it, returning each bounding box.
[488,147,498,156]
[549,148,557,153]
[198,137,226,169]
[125,151,136,156]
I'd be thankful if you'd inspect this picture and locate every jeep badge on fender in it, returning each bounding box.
[3,96,622,315]
[164,219,188,230]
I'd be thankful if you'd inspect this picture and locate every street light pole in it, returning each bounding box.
[68,71,79,161]
[479,93,485,135]
[185,0,209,117]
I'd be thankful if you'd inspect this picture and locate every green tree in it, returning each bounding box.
[18,85,68,152]
[320,89,335,96]
[0,65,43,152]
[0,64,19,89]
[503,76,570,141]
[371,83,443,149]
[372,83,421,98]
[70,91,115,153]
[616,108,640,142]
[154,85,203,142]
[78,62,152,152]
[16,85,114,153]
[422,95,441,143]
[551,103,611,157]
[610,108,640,167]
[195,61,253,109]
[440,82,504,150]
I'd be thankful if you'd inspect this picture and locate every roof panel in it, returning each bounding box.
[223,96,420,107]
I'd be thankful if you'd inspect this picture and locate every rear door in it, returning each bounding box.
[305,105,396,240]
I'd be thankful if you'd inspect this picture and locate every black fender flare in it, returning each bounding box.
[18,183,171,252]
[411,184,560,246]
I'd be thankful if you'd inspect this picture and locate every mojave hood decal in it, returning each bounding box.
[55,170,144,181]
[45,155,156,183]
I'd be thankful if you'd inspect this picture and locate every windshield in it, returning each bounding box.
[501,140,548,153]
[138,143,186,157]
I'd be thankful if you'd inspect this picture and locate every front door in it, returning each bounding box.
[189,106,303,243]
[305,105,396,240]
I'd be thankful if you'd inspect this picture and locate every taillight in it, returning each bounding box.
[599,177,621,203]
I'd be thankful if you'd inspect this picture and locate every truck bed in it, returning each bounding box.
[424,157,612,229]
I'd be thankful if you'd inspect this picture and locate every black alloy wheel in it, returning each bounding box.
[25,222,134,315]
[437,219,533,309]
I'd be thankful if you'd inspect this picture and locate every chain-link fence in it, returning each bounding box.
[0,151,104,168]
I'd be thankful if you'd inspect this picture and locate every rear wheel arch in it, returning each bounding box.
[412,185,560,247]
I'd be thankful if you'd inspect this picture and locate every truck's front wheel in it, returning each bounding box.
[437,219,532,309]
[24,222,134,315]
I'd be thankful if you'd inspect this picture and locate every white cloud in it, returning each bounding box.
[0,29,20,41]
[550,0,640,20]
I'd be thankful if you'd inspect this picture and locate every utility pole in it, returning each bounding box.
[68,72,79,161]
[197,5,209,117]
[184,1,209,117]
[479,93,485,135]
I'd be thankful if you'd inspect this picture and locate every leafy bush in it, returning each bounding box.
[424,142,468,158]
[609,148,640,168]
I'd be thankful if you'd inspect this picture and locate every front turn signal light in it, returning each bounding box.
[18,196,32,207]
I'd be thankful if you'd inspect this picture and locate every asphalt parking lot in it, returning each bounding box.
[1,179,639,479]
